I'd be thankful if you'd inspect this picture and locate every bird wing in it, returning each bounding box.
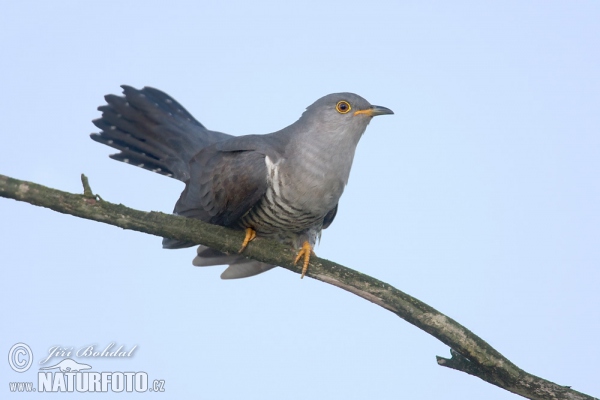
[161,133,288,249]
[173,144,269,227]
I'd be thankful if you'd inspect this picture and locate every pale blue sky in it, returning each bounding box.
[1,1,599,399]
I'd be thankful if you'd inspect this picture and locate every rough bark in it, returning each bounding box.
[0,173,596,400]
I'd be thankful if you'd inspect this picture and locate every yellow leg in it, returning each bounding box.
[238,228,256,253]
[294,241,314,279]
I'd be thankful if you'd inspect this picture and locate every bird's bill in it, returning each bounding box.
[354,105,394,117]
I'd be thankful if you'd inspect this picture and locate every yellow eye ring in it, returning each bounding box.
[336,100,351,114]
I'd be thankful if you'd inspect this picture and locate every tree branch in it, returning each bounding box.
[0,173,596,400]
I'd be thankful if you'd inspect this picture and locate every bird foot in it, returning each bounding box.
[294,241,315,279]
[238,228,256,253]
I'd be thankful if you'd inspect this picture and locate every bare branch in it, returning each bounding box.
[0,173,596,400]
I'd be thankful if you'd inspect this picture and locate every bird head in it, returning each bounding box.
[299,93,393,144]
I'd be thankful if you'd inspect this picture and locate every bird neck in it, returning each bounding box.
[285,120,364,187]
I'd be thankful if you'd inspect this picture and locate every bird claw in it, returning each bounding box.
[294,241,314,279]
[238,228,256,253]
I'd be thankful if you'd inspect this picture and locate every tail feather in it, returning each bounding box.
[92,119,177,177]
[92,115,173,159]
[122,85,203,127]
[91,85,232,182]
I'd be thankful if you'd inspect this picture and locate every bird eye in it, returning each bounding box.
[336,101,351,114]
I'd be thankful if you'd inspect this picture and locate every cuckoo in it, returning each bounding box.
[91,86,393,279]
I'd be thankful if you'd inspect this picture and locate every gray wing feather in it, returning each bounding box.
[163,146,267,248]
[176,146,268,226]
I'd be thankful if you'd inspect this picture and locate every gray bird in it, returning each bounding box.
[91,86,393,279]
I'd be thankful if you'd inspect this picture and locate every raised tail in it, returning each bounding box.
[91,85,232,182]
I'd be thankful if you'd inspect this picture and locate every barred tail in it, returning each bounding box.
[90,85,231,182]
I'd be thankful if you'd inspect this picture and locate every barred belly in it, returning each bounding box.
[237,186,322,235]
